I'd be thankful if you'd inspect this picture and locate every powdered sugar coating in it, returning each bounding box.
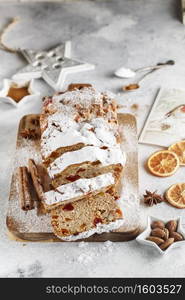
[53,87,102,108]
[43,113,78,134]
[47,145,126,178]
[59,219,124,241]
[44,173,114,205]
[42,87,118,123]
[41,114,119,158]
[43,88,102,116]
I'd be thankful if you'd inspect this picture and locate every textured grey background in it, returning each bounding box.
[1,0,185,277]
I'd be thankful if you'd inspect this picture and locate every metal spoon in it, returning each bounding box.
[115,60,175,79]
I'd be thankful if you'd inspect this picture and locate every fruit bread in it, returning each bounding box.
[40,87,120,166]
[50,191,124,241]
[41,87,118,123]
[38,86,125,211]
[50,161,123,187]
[47,145,125,188]
[40,114,121,166]
[43,173,116,210]
[28,158,121,211]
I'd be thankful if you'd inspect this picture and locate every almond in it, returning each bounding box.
[151,228,165,238]
[163,228,169,241]
[146,236,164,245]
[170,232,184,242]
[151,220,165,230]
[165,220,177,233]
[160,238,174,250]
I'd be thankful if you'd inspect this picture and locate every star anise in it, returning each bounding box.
[143,190,164,206]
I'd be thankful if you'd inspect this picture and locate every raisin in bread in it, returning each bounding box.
[50,191,124,241]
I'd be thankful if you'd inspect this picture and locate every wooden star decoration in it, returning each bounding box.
[13,41,95,91]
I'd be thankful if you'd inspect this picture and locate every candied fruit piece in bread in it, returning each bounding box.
[47,145,126,187]
[43,173,116,210]
[51,162,123,187]
[28,159,121,211]
[50,191,124,241]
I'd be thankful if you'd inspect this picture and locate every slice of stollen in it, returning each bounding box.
[50,162,123,187]
[40,114,121,166]
[47,145,126,188]
[50,191,124,241]
[43,173,115,210]
[28,158,118,211]
[29,159,121,211]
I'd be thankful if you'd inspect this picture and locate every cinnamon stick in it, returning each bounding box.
[18,166,34,211]
[28,159,45,202]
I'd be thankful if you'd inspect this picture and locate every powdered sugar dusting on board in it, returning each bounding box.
[119,122,137,154]
[8,175,51,233]
[8,135,51,234]
[117,117,140,231]
[14,138,42,169]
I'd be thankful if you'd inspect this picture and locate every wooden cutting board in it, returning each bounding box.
[7,113,140,242]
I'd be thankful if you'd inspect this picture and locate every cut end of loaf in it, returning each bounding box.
[51,192,124,241]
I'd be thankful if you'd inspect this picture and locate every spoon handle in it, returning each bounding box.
[135,60,175,73]
[137,68,157,84]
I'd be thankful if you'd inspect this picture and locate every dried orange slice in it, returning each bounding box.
[147,150,179,177]
[168,141,185,165]
[165,183,185,208]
